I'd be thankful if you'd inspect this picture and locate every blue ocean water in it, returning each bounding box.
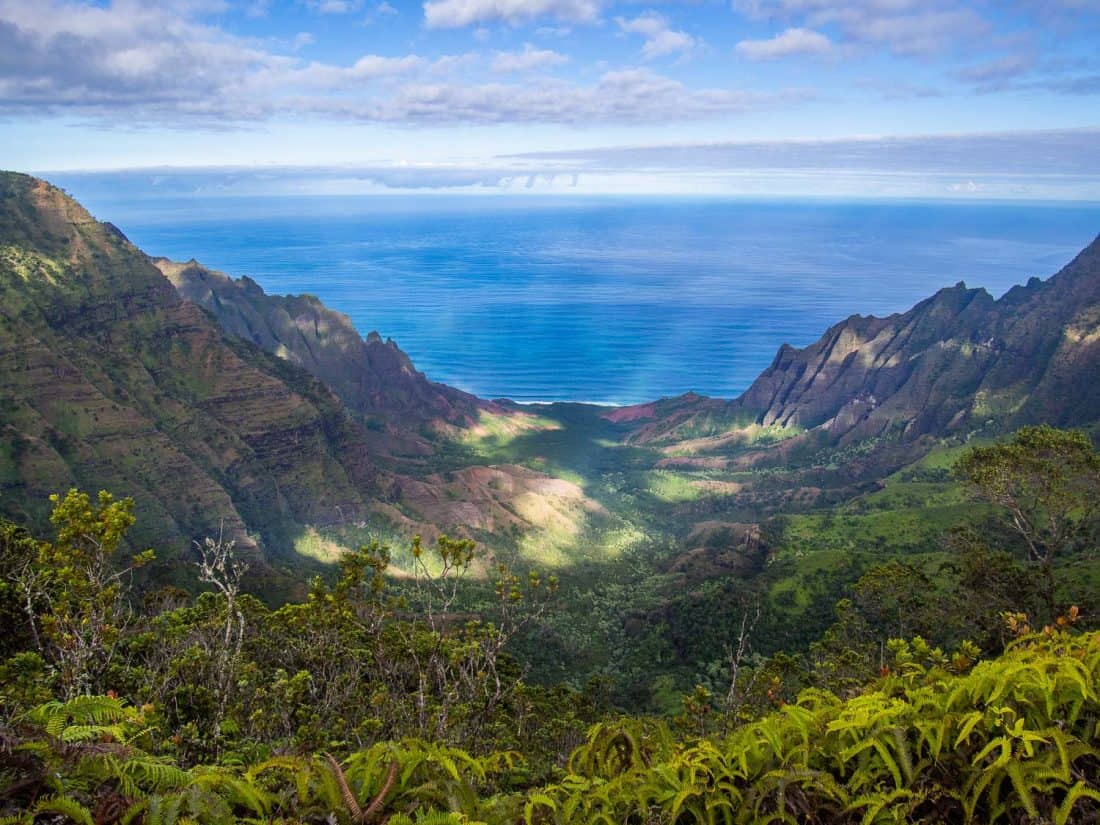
[75,194,1100,404]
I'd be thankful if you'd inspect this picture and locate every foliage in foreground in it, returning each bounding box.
[3,627,1099,824]
[531,627,1100,824]
[4,426,1100,822]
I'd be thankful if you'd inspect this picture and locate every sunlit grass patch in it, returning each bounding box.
[591,524,649,560]
[769,548,848,607]
[661,421,802,456]
[292,525,346,563]
[460,409,560,449]
[0,245,64,286]
[644,470,706,502]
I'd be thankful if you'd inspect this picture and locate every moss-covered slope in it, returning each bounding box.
[0,172,388,584]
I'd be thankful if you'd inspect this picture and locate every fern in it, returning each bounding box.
[31,794,94,825]
[524,630,1100,824]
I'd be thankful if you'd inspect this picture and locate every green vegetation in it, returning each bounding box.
[8,172,1100,821]
[957,425,1100,622]
[3,426,1100,822]
[16,630,1098,825]
[529,630,1100,824]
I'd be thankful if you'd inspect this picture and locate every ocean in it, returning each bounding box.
[70,194,1100,405]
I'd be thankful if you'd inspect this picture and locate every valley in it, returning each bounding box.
[2,170,1099,683]
[4,171,1100,823]
[5,0,1100,817]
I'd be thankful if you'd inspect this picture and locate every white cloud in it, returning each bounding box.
[615,11,698,59]
[0,1,797,127]
[423,0,600,29]
[286,54,428,89]
[491,44,569,72]
[847,9,988,56]
[953,55,1034,86]
[305,69,803,124]
[44,128,1100,200]
[304,0,363,13]
[732,0,989,57]
[510,128,1100,176]
[948,179,985,193]
[0,0,284,119]
[735,27,831,60]
[359,1,398,23]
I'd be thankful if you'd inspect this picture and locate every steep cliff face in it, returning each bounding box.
[614,236,1100,447]
[157,259,486,450]
[0,173,385,578]
[0,173,610,580]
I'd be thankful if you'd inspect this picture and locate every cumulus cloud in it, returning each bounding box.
[735,27,831,60]
[615,12,698,59]
[423,0,600,29]
[732,0,989,57]
[0,0,284,120]
[287,54,428,89]
[0,0,798,127]
[491,44,569,72]
[304,69,802,124]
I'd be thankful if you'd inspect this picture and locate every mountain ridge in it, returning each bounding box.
[156,257,494,458]
[3,169,1099,588]
[0,172,385,586]
[0,172,608,588]
[610,234,1100,448]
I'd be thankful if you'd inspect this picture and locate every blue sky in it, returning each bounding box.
[2,0,1099,197]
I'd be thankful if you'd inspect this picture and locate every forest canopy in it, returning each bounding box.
[2,426,1099,823]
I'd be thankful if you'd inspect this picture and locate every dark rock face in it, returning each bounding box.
[158,259,486,444]
[616,236,1100,446]
[664,521,768,584]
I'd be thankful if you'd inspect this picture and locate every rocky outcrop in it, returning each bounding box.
[157,259,487,449]
[614,235,1100,447]
[664,521,768,584]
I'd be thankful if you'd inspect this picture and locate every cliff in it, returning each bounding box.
[157,259,487,451]
[0,173,396,584]
[0,173,608,583]
[612,235,1100,447]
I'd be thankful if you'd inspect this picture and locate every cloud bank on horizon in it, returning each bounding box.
[1,0,1098,198]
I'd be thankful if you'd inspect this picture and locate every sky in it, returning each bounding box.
[1,0,1099,198]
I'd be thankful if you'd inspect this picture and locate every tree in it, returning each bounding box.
[0,519,42,659]
[194,530,248,742]
[21,490,153,698]
[956,425,1100,622]
[398,534,558,741]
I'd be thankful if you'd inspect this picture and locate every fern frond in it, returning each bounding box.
[32,794,95,825]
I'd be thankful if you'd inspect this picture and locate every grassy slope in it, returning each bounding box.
[436,415,1100,706]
